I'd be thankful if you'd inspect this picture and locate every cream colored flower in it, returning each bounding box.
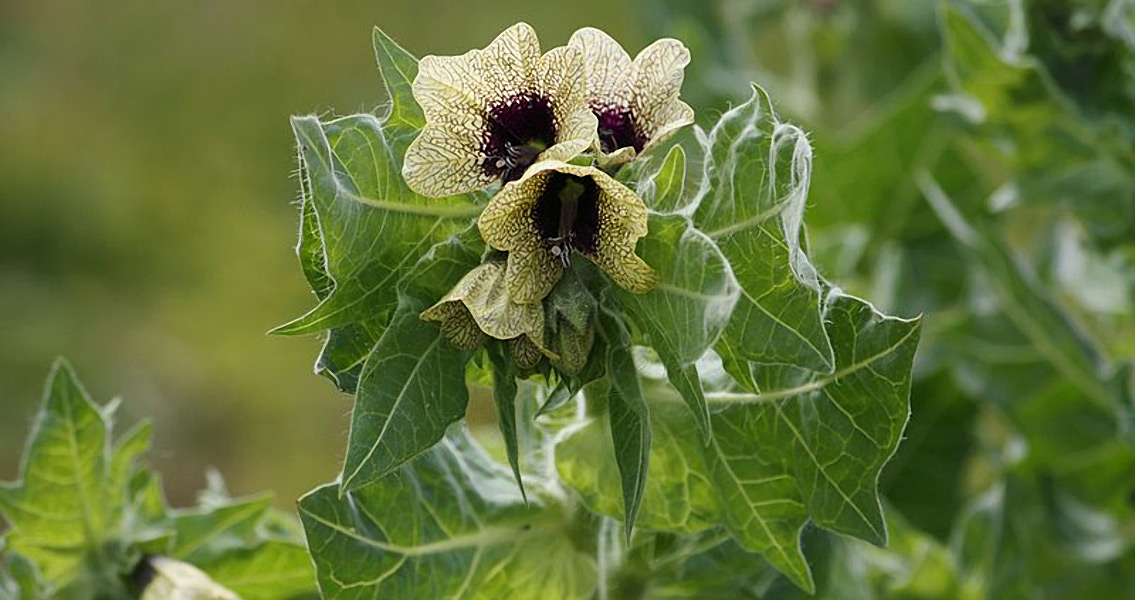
[509,335,547,371]
[421,261,548,352]
[568,28,694,162]
[478,160,657,303]
[139,557,239,600]
[403,23,598,197]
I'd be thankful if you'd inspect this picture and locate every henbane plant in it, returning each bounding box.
[278,21,921,598]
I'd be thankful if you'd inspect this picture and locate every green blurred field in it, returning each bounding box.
[0,0,642,506]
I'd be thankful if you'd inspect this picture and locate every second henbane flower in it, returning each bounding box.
[568,28,694,161]
[402,23,598,198]
[478,160,658,303]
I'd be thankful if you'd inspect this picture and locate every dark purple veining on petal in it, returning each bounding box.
[482,92,558,182]
[594,104,647,154]
[533,174,602,266]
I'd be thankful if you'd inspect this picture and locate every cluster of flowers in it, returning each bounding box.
[407,23,694,370]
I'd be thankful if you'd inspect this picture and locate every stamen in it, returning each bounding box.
[593,104,646,153]
[482,93,558,181]
[532,174,602,266]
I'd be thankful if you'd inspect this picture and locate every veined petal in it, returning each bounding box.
[420,301,487,350]
[640,99,694,153]
[478,168,565,303]
[537,45,599,157]
[421,261,547,348]
[510,335,546,370]
[583,169,658,294]
[567,27,694,157]
[477,22,542,93]
[478,160,657,302]
[406,23,593,197]
[403,122,495,197]
[540,138,593,163]
[568,27,633,107]
[630,38,692,152]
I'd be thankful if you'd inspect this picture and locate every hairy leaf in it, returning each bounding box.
[276,27,483,388]
[300,432,596,600]
[340,303,473,492]
[0,362,317,599]
[691,86,834,373]
[558,295,921,591]
[617,212,738,442]
[0,360,126,592]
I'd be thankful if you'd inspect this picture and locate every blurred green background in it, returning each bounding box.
[0,0,644,507]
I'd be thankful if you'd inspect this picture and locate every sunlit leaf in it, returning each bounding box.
[0,360,125,593]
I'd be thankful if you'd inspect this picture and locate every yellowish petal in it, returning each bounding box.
[596,146,637,169]
[586,169,658,294]
[540,138,593,163]
[629,38,691,132]
[402,122,494,197]
[568,27,633,107]
[421,301,487,350]
[477,168,565,302]
[510,335,546,370]
[476,22,542,94]
[640,99,694,154]
[477,168,545,250]
[439,262,547,345]
[537,44,598,154]
[504,234,564,303]
[479,160,657,300]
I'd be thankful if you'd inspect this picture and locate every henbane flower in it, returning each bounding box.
[478,160,658,303]
[568,28,694,161]
[421,261,548,354]
[402,23,598,197]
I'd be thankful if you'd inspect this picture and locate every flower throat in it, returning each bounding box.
[534,174,601,267]
[483,93,558,182]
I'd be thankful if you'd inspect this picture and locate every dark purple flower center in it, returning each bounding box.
[594,104,646,154]
[532,174,601,266]
[482,92,558,183]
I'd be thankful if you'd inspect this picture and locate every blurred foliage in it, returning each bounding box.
[0,360,314,599]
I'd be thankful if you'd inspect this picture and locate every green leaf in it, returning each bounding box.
[618,213,738,442]
[195,540,315,600]
[372,27,425,131]
[487,346,525,499]
[599,310,652,542]
[0,360,121,591]
[276,27,483,392]
[558,295,921,591]
[340,302,473,492]
[556,399,720,535]
[637,144,690,214]
[299,431,596,600]
[169,494,274,564]
[690,85,835,373]
[277,112,480,335]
